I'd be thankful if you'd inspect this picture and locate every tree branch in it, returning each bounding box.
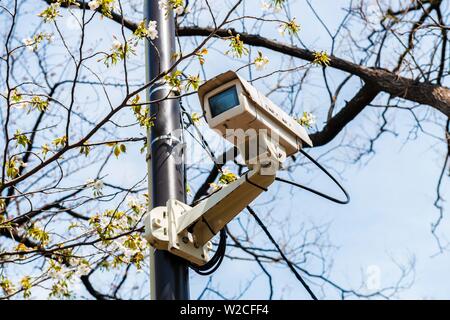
[177,26,450,116]
[310,83,380,147]
[39,1,450,115]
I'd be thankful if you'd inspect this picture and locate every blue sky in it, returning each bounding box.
[183,0,450,299]
[5,0,449,299]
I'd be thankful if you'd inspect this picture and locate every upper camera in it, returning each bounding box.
[198,70,313,157]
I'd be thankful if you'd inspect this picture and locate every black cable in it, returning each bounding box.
[179,102,222,173]
[189,229,227,276]
[178,96,345,279]
[245,171,269,191]
[187,147,350,276]
[246,206,318,300]
[276,149,350,204]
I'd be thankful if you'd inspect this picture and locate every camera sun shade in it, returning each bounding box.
[198,70,313,157]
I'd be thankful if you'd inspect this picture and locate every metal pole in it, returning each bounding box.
[144,0,189,300]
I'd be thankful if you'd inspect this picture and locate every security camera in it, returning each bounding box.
[144,71,313,266]
[197,70,313,158]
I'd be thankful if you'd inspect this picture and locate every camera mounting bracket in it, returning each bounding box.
[144,133,286,265]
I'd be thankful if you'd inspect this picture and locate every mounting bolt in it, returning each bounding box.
[182,236,189,244]
[152,218,162,228]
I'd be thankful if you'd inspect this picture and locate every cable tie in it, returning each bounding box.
[149,83,175,98]
[150,133,182,147]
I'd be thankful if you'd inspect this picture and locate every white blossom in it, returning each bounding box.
[260,1,271,11]
[98,214,111,229]
[68,257,80,268]
[116,215,129,230]
[109,239,122,251]
[147,20,158,40]
[48,268,58,279]
[48,267,67,281]
[208,182,221,193]
[148,20,157,30]
[123,247,135,258]
[158,0,167,10]
[174,5,184,15]
[93,179,104,190]
[22,38,34,51]
[88,0,100,10]
[261,1,282,13]
[86,178,104,196]
[254,56,269,71]
[22,38,33,46]
[148,29,158,40]
[76,263,90,276]
[158,0,185,16]
[273,5,282,13]
[127,196,140,209]
[112,39,122,50]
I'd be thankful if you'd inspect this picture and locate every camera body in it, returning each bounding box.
[198,70,313,157]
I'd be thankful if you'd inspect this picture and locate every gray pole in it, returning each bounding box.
[144,0,189,300]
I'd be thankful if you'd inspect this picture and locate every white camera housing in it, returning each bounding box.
[198,70,313,156]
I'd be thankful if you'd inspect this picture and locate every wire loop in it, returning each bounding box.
[276,149,350,204]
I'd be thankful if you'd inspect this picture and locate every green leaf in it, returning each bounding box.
[113,145,121,158]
